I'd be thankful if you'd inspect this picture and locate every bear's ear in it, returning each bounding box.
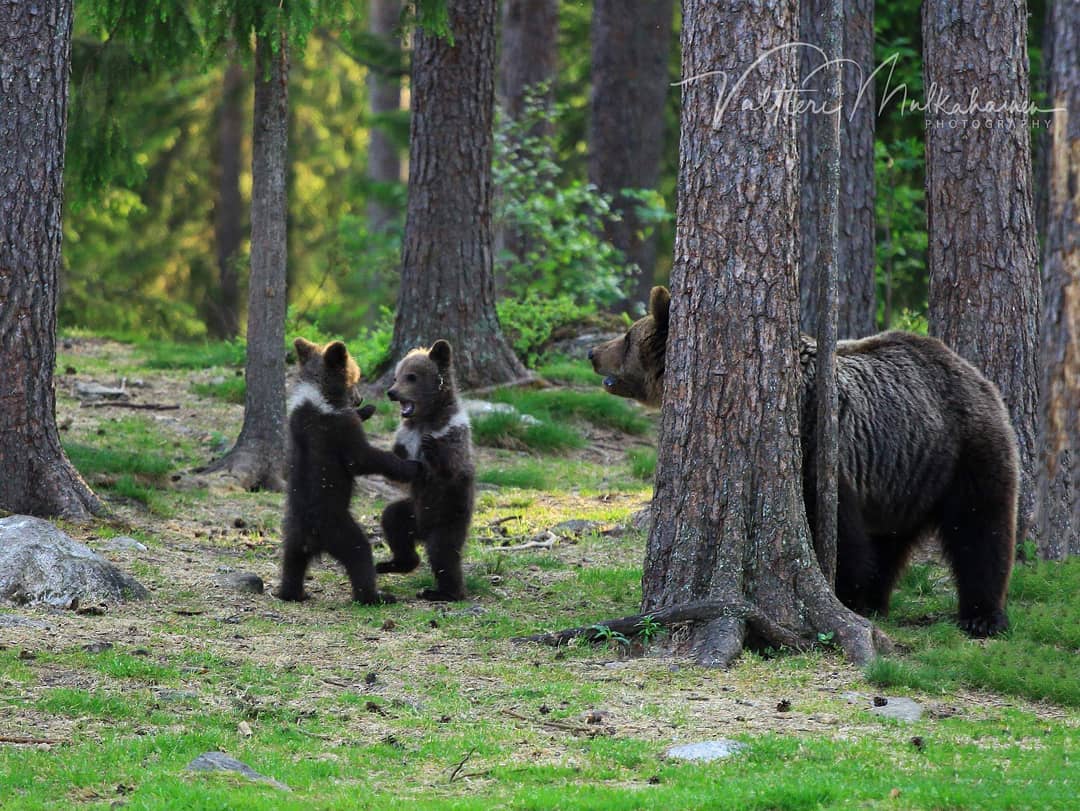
[294,337,318,364]
[649,286,671,331]
[429,339,453,370]
[323,341,350,370]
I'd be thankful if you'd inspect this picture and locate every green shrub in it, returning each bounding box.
[497,294,596,367]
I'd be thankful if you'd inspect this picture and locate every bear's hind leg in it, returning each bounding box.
[833,483,879,616]
[939,462,1016,637]
[419,525,466,601]
[861,533,919,617]
[276,526,312,601]
[376,498,421,574]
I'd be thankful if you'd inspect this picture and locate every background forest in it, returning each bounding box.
[61,0,1001,351]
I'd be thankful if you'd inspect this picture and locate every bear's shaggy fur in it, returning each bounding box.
[277,338,420,605]
[378,340,476,601]
[589,287,1019,637]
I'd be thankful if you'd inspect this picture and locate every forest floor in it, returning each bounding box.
[0,337,1077,810]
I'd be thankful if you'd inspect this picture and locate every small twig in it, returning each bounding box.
[488,515,523,528]
[501,708,595,737]
[494,538,555,553]
[80,402,180,411]
[448,746,478,783]
[0,735,60,745]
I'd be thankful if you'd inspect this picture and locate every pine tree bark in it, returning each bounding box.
[203,33,289,491]
[644,0,878,668]
[799,0,876,338]
[589,0,674,312]
[210,58,245,340]
[923,0,1041,545]
[1036,0,1080,558]
[385,0,527,389]
[0,0,101,520]
[499,0,558,123]
[367,0,402,233]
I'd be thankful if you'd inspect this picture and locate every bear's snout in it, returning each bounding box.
[587,347,595,361]
[387,388,400,402]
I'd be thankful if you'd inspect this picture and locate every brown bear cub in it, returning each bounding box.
[589,287,1019,638]
[277,338,420,605]
[378,340,475,601]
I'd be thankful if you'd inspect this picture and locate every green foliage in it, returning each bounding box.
[635,615,664,644]
[139,340,245,370]
[191,377,246,404]
[493,88,664,308]
[535,356,599,387]
[589,624,630,650]
[64,442,172,480]
[875,139,928,329]
[477,462,551,491]
[496,294,596,367]
[490,388,651,435]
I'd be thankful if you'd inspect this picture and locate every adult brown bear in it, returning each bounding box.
[589,287,1019,637]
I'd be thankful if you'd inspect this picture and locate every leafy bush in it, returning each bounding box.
[493,86,665,308]
[497,293,595,367]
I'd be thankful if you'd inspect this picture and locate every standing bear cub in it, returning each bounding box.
[589,287,1019,637]
[378,340,475,601]
[277,338,420,605]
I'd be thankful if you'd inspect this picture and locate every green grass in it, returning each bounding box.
[472,410,586,453]
[869,558,1080,705]
[478,461,552,490]
[626,448,656,480]
[536,356,601,386]
[138,340,245,370]
[191,376,246,404]
[490,387,652,435]
[64,443,173,480]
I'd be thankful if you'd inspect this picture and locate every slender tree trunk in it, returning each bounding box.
[644,0,878,668]
[0,0,101,520]
[812,0,844,587]
[589,0,674,312]
[923,0,1041,545]
[499,0,558,123]
[1037,0,1080,558]
[210,58,245,340]
[799,0,876,338]
[204,33,289,491]
[385,0,527,389]
[367,0,402,233]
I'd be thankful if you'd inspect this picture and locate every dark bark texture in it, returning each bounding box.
[645,0,876,667]
[0,0,101,519]
[210,58,245,340]
[799,0,876,338]
[811,0,844,587]
[386,0,527,389]
[923,0,1041,544]
[204,33,289,490]
[589,0,674,311]
[498,0,558,122]
[1037,0,1080,558]
[367,0,402,233]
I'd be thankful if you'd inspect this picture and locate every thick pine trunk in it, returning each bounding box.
[386,0,527,389]
[204,33,289,491]
[923,0,1041,545]
[0,0,101,520]
[644,0,876,668]
[367,0,402,233]
[799,0,876,338]
[1036,0,1080,558]
[588,0,674,312]
[210,58,245,340]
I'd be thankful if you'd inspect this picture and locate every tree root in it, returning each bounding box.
[512,597,812,655]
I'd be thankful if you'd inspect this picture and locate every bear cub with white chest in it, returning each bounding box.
[378,340,475,601]
[277,338,419,605]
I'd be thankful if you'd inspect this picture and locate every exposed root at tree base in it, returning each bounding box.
[199,445,284,492]
[28,459,104,522]
[515,597,891,668]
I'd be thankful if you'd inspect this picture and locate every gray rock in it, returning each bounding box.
[0,516,147,609]
[213,572,264,595]
[156,689,199,703]
[0,613,50,629]
[869,696,923,722]
[665,740,745,762]
[186,752,290,791]
[462,399,542,426]
[74,380,129,401]
[546,331,624,360]
[100,536,148,553]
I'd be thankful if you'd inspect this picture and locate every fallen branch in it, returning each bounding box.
[80,402,180,411]
[512,598,810,653]
[493,537,555,553]
[448,746,478,783]
[500,708,600,737]
[0,735,60,745]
